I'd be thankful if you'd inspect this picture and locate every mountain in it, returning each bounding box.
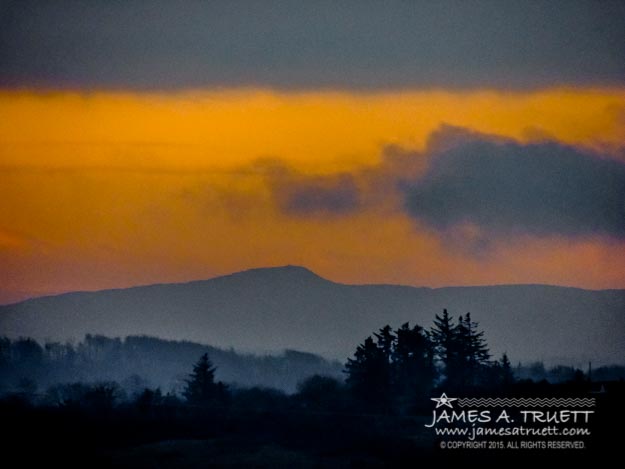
[1,265,623,365]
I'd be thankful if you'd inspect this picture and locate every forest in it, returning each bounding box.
[1,309,623,467]
[0,333,343,394]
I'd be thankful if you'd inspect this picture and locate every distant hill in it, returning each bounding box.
[0,334,342,394]
[1,266,623,365]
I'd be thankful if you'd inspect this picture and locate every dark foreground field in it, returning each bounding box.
[3,389,622,468]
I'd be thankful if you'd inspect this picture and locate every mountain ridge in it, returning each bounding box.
[4,264,618,309]
[1,265,623,365]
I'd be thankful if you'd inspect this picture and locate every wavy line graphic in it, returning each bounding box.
[456,398,595,407]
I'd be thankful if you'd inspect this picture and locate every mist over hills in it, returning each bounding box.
[0,334,342,394]
[1,266,623,365]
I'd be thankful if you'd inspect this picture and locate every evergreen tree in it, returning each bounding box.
[430,309,455,366]
[374,325,395,366]
[183,353,224,405]
[463,313,490,367]
[346,324,436,413]
[455,313,491,387]
[431,310,491,389]
[392,323,435,411]
[345,335,391,412]
[500,353,514,387]
[347,312,495,410]
[430,309,461,386]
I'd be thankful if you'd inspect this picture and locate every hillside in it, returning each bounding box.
[1,266,623,364]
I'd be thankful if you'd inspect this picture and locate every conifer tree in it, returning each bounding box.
[183,353,222,405]
[392,322,435,410]
[430,309,461,385]
[345,334,391,411]
[500,353,514,387]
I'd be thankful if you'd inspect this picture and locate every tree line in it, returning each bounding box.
[159,309,593,415]
[1,309,618,416]
[0,334,342,394]
[343,309,513,413]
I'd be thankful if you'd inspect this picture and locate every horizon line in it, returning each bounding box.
[3,264,622,307]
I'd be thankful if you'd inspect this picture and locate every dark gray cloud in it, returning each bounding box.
[258,160,361,216]
[403,127,625,239]
[1,0,624,90]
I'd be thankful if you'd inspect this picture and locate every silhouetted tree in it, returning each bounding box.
[346,323,437,413]
[516,361,547,381]
[0,337,11,364]
[0,338,10,393]
[297,375,345,411]
[572,369,586,383]
[500,353,514,387]
[135,387,163,414]
[431,310,492,389]
[462,314,490,366]
[430,309,460,386]
[592,365,625,381]
[13,338,44,366]
[183,353,227,406]
[83,382,124,411]
[392,323,435,412]
[455,313,491,387]
[44,381,123,410]
[45,382,90,407]
[345,335,391,412]
[374,325,395,365]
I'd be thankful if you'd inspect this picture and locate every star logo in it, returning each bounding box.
[431,393,457,408]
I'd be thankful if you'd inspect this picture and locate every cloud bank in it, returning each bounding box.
[403,128,625,239]
[249,126,625,242]
[1,0,624,90]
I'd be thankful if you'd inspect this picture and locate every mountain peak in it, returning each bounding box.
[266,265,321,276]
[221,265,328,283]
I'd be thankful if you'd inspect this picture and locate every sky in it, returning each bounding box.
[1,0,625,303]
